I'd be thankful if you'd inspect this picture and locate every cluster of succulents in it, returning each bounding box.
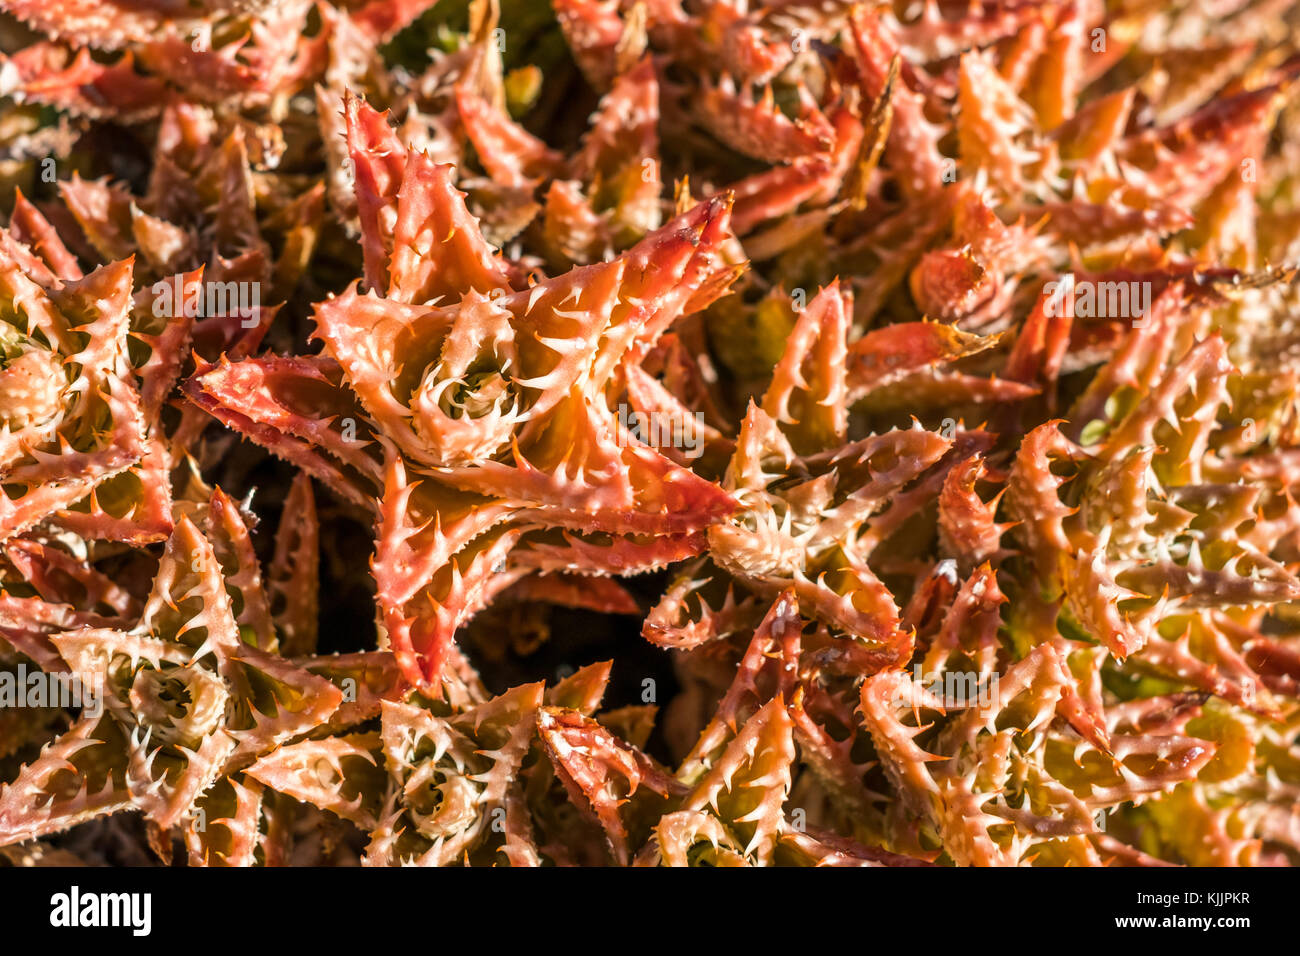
[0,0,1299,867]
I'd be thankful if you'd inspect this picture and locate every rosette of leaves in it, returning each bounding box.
[186,94,743,690]
[0,248,145,542]
[0,485,380,860]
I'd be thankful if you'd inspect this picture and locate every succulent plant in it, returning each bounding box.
[1,0,1299,868]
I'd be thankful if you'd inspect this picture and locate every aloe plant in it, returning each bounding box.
[0,0,1298,867]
